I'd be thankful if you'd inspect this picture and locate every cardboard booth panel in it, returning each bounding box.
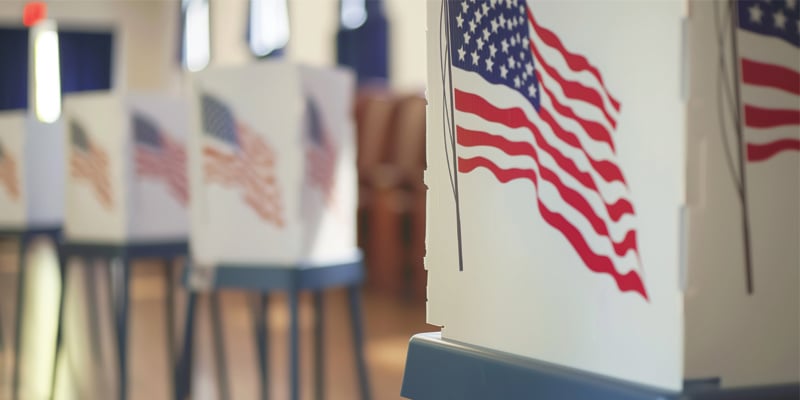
[0,111,27,227]
[0,111,65,229]
[126,94,190,241]
[63,91,190,243]
[24,118,65,227]
[64,92,131,242]
[425,0,685,391]
[683,0,800,388]
[189,62,358,267]
[189,62,305,266]
[299,66,359,264]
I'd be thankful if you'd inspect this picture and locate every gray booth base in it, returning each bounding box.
[401,332,799,400]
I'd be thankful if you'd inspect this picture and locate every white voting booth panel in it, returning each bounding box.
[683,0,800,389]
[188,62,358,267]
[426,0,798,393]
[0,110,65,229]
[63,92,190,243]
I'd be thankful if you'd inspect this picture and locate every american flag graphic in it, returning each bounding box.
[0,142,20,200]
[736,0,800,162]
[202,94,285,227]
[70,120,113,209]
[305,98,337,206]
[133,113,189,206]
[444,0,647,298]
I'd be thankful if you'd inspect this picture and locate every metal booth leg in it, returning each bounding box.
[175,288,197,400]
[288,286,300,400]
[164,259,177,399]
[112,257,132,400]
[313,291,325,400]
[49,242,67,400]
[11,236,27,400]
[347,286,371,400]
[210,292,229,400]
[85,258,106,379]
[253,294,270,400]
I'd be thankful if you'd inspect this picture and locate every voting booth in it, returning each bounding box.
[62,92,190,243]
[0,110,65,229]
[411,0,799,396]
[58,91,192,400]
[174,62,368,400]
[188,62,358,267]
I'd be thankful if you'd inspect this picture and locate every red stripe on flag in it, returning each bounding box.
[203,129,285,227]
[741,58,800,96]
[747,139,800,162]
[458,155,647,299]
[540,78,616,153]
[457,126,638,257]
[0,157,20,200]
[744,105,800,128]
[529,40,618,129]
[527,9,622,112]
[455,89,629,190]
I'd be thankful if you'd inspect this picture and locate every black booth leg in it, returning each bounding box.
[11,238,27,400]
[347,286,371,400]
[210,292,229,400]
[253,294,270,400]
[313,291,325,400]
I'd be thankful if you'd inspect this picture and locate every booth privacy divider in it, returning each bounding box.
[410,0,799,397]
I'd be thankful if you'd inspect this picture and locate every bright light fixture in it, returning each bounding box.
[31,20,61,123]
[340,0,367,30]
[249,0,290,56]
[183,0,210,72]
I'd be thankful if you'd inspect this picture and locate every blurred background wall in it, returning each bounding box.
[0,1,430,398]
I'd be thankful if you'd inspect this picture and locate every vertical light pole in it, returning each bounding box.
[26,4,61,124]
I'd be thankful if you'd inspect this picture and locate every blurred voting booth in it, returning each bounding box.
[177,62,368,400]
[188,62,358,268]
[406,0,799,398]
[60,91,191,400]
[62,92,190,242]
[0,111,64,229]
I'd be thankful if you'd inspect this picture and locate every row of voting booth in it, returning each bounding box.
[0,63,367,400]
[404,0,799,399]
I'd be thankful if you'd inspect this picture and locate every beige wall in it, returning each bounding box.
[0,0,426,92]
[0,0,181,93]
[385,0,426,92]
[208,0,426,90]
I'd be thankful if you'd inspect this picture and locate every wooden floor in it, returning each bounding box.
[0,241,431,400]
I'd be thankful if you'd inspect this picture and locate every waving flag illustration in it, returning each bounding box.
[736,0,800,162]
[305,98,337,206]
[133,114,189,206]
[443,0,647,298]
[731,0,799,293]
[0,142,20,200]
[201,94,285,227]
[70,120,113,209]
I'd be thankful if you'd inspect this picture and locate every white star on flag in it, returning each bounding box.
[774,10,787,29]
[750,4,763,23]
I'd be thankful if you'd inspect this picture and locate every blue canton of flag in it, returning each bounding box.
[448,0,540,111]
[202,95,240,148]
[738,0,800,47]
[70,120,90,152]
[305,97,337,207]
[307,99,325,146]
[133,114,163,148]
